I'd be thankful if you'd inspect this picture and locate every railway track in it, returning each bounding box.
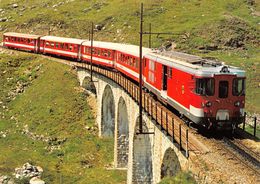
[222,136,260,177]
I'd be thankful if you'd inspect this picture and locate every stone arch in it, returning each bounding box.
[132,116,153,184]
[117,97,129,168]
[82,76,97,94]
[101,84,115,137]
[161,147,181,179]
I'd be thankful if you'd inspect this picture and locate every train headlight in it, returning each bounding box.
[206,101,212,107]
[234,101,240,107]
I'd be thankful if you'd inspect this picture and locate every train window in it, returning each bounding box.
[148,60,155,83]
[168,68,172,79]
[149,71,155,83]
[56,43,59,48]
[17,38,20,42]
[102,50,106,57]
[69,45,73,51]
[107,50,111,58]
[27,39,30,44]
[219,81,228,98]
[60,43,64,49]
[132,58,136,67]
[129,56,133,66]
[119,53,123,61]
[74,45,78,52]
[149,60,155,71]
[51,42,54,47]
[196,78,214,96]
[65,44,68,50]
[233,78,245,96]
[92,48,96,55]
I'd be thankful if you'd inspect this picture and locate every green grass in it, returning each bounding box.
[244,125,260,139]
[159,171,196,184]
[0,52,126,183]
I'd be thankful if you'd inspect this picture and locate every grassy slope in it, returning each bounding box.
[0,0,259,112]
[159,171,196,184]
[0,52,125,183]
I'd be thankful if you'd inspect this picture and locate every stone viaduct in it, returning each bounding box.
[77,67,191,184]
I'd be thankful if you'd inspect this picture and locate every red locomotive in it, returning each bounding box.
[3,32,246,130]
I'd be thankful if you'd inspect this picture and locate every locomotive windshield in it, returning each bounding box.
[219,81,229,98]
[195,78,214,96]
[233,78,245,96]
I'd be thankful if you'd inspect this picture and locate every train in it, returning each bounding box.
[2,32,246,130]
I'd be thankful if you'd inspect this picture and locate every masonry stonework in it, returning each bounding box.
[77,68,190,184]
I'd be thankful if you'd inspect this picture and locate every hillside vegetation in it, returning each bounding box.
[0,51,126,183]
[0,0,259,112]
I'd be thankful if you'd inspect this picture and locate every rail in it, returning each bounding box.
[223,137,260,176]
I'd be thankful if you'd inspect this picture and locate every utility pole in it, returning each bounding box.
[139,3,144,134]
[148,23,151,48]
[90,22,94,81]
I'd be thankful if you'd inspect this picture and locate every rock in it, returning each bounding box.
[36,166,43,173]
[247,0,255,5]
[29,177,45,184]
[19,8,26,12]
[85,126,91,130]
[14,163,43,180]
[123,22,128,26]
[0,17,7,22]
[205,44,218,51]
[95,24,103,31]
[12,4,19,8]
[0,175,9,183]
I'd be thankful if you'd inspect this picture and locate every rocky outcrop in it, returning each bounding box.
[14,163,43,179]
[0,163,45,184]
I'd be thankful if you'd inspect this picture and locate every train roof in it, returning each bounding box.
[40,36,86,45]
[4,32,41,39]
[146,50,245,77]
[82,41,151,57]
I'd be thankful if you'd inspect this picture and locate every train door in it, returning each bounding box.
[162,65,167,90]
[143,58,149,81]
[78,44,82,61]
[36,38,40,53]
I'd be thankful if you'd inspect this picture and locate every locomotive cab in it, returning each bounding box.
[194,72,245,130]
